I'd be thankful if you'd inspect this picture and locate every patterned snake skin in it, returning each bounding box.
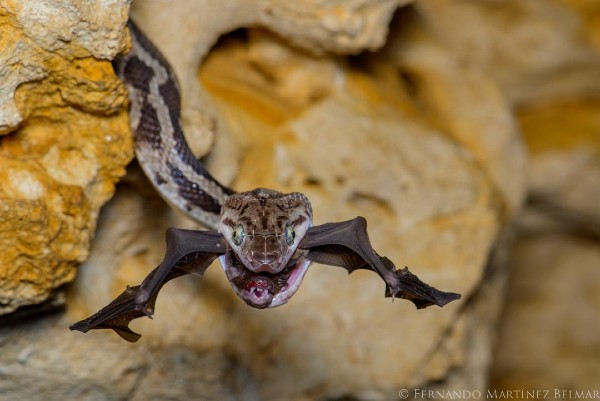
[113,21,235,229]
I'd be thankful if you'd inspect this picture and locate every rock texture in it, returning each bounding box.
[492,232,600,391]
[0,1,132,315]
[486,1,600,392]
[411,0,600,393]
[491,98,600,391]
[416,0,600,106]
[4,0,598,400]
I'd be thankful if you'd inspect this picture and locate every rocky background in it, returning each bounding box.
[0,0,598,400]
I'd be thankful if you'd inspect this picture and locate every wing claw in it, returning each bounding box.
[70,229,226,342]
[300,217,460,308]
[384,266,461,309]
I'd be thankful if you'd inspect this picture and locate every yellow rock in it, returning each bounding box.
[519,99,600,152]
[0,1,132,314]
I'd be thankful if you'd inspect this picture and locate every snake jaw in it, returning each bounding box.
[269,257,311,307]
[219,242,311,308]
[219,248,311,308]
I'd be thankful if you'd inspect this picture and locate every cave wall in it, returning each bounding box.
[1,0,598,400]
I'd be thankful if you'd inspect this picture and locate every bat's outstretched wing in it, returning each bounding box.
[70,228,227,342]
[298,217,460,308]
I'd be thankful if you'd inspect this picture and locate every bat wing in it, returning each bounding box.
[298,217,460,309]
[70,228,227,342]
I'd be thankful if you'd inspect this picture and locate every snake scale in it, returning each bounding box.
[114,21,234,229]
[70,20,460,342]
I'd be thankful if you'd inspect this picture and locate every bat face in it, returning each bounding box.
[218,189,313,308]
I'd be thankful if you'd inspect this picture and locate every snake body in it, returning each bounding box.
[114,21,313,307]
[113,21,234,229]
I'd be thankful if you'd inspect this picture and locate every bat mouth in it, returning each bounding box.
[219,252,311,308]
[241,276,274,308]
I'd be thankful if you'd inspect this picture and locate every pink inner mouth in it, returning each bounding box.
[220,253,312,308]
[243,276,274,307]
[270,258,311,307]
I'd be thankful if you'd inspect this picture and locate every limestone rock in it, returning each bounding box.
[420,0,600,392]
[491,100,600,391]
[127,0,412,169]
[382,7,527,216]
[0,0,133,315]
[522,99,600,217]
[0,312,237,401]
[0,0,130,133]
[492,232,600,391]
[416,0,600,105]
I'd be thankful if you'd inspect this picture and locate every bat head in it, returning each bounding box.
[218,188,313,308]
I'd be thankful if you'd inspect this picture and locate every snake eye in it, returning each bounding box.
[232,225,245,246]
[284,224,295,245]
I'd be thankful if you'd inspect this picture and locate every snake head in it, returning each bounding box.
[218,188,313,308]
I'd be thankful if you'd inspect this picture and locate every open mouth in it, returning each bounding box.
[219,252,311,308]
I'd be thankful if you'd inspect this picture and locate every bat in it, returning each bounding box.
[70,216,460,342]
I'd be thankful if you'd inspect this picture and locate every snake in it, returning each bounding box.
[114,21,314,307]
